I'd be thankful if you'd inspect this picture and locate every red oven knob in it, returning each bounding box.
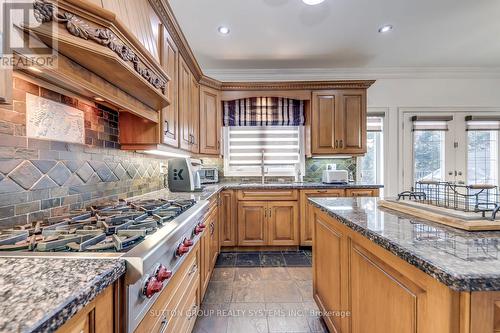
[155,265,172,282]
[198,222,206,229]
[176,243,190,256]
[194,225,204,235]
[183,238,194,247]
[143,276,163,298]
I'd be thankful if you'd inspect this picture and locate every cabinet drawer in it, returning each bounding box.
[302,189,345,196]
[136,242,199,333]
[172,278,199,333]
[345,188,379,197]
[237,189,298,201]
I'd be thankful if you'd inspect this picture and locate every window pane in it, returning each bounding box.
[413,131,445,182]
[467,131,498,185]
[359,131,379,183]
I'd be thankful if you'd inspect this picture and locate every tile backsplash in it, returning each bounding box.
[201,157,357,182]
[0,76,165,228]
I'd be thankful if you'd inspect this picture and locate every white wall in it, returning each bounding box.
[367,78,500,196]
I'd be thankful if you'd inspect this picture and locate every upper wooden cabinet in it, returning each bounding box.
[178,56,200,153]
[311,89,367,155]
[199,85,222,155]
[160,26,179,147]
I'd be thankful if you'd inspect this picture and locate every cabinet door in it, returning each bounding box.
[237,201,267,246]
[178,56,192,151]
[313,209,345,332]
[209,207,219,268]
[300,189,345,246]
[200,230,211,298]
[268,201,299,246]
[336,89,366,154]
[349,242,425,333]
[311,91,338,154]
[199,85,221,155]
[190,77,200,154]
[219,190,237,246]
[160,27,179,147]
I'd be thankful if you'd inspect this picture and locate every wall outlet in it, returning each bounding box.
[159,162,168,174]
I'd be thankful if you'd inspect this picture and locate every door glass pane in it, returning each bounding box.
[359,131,381,183]
[467,131,498,185]
[413,131,445,182]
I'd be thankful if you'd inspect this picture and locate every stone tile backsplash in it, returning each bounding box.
[0,76,165,228]
[201,157,357,182]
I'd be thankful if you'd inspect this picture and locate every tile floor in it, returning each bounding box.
[193,250,328,333]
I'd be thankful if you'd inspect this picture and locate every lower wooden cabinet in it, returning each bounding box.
[56,284,115,333]
[300,188,379,246]
[312,209,346,332]
[310,204,476,333]
[300,189,345,246]
[237,201,299,246]
[219,190,237,246]
[237,201,267,246]
[200,198,219,299]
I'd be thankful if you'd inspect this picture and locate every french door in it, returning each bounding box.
[402,111,500,191]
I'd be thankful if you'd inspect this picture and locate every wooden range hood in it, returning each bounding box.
[18,0,170,122]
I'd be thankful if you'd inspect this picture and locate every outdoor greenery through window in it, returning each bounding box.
[358,116,383,184]
[413,131,445,182]
[467,130,498,185]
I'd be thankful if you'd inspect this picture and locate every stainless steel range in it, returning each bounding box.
[0,196,210,332]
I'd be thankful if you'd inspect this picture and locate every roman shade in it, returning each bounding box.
[223,97,305,126]
[465,116,500,131]
[412,115,453,131]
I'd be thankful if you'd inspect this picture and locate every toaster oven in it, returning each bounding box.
[199,167,219,184]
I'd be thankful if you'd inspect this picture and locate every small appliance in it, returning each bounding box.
[199,167,219,184]
[168,158,203,192]
[322,169,349,184]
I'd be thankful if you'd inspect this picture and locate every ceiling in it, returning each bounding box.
[168,0,500,78]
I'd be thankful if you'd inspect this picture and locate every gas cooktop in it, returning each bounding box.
[0,198,197,253]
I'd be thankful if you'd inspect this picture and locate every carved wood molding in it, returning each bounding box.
[149,0,203,81]
[220,80,376,91]
[33,0,167,94]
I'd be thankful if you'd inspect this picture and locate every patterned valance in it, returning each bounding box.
[223,97,305,126]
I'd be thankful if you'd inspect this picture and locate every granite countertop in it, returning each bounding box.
[309,197,500,291]
[0,258,126,333]
[129,182,383,202]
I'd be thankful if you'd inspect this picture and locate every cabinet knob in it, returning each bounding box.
[335,140,338,148]
[339,140,343,148]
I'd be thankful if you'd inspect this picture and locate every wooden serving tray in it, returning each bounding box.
[378,199,500,231]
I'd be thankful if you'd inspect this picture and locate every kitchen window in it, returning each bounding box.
[357,116,384,184]
[223,126,305,177]
[403,112,500,189]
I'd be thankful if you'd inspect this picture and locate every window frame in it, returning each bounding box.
[356,118,384,184]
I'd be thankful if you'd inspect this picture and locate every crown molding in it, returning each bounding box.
[204,67,500,82]
[220,80,375,90]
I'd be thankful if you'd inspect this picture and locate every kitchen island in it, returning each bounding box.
[309,197,500,333]
[0,257,125,333]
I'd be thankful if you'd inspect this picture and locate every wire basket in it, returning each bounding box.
[398,181,500,219]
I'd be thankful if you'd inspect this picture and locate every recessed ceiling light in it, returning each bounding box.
[378,24,393,33]
[302,0,325,5]
[218,26,230,35]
